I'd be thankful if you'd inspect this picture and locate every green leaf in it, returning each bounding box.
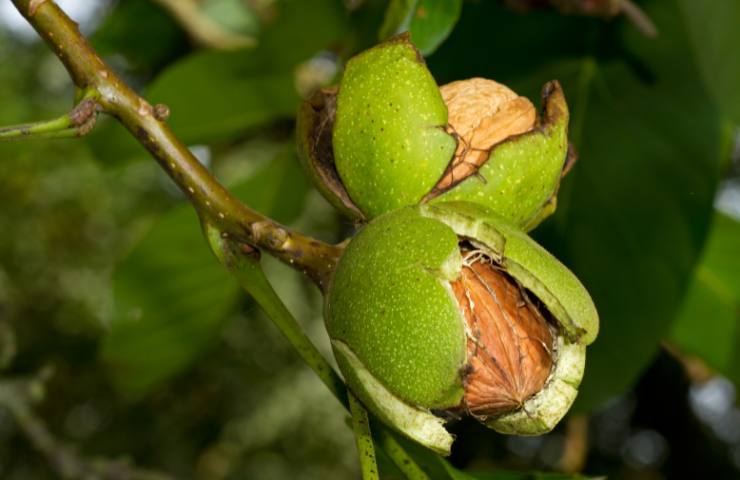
[92,0,187,72]
[670,213,740,383]
[430,0,723,411]
[146,49,298,144]
[546,3,723,412]
[101,148,309,396]
[553,1,722,411]
[145,0,348,144]
[200,0,261,36]
[678,0,740,124]
[379,0,462,56]
[89,0,348,164]
[102,205,234,397]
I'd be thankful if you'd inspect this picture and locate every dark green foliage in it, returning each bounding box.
[1,0,739,478]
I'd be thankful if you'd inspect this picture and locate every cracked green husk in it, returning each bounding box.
[325,203,598,454]
[297,35,571,230]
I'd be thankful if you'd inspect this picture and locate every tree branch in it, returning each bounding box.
[10,0,342,291]
[6,3,433,477]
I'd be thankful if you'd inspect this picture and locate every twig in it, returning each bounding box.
[662,341,715,384]
[151,0,256,50]
[557,414,589,473]
[349,392,379,480]
[0,370,173,480]
[619,0,658,38]
[0,95,98,141]
[512,0,658,38]
[9,0,342,292]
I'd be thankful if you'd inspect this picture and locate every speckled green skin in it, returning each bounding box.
[326,203,598,450]
[333,36,457,218]
[327,207,467,409]
[430,84,569,230]
[299,35,570,229]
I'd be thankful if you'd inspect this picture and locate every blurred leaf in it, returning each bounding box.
[92,0,188,72]
[431,0,722,410]
[670,213,740,383]
[379,0,462,56]
[148,49,300,144]
[552,0,722,411]
[201,0,262,36]
[678,0,740,125]
[102,148,309,396]
[146,0,347,144]
[88,0,348,163]
[543,2,723,411]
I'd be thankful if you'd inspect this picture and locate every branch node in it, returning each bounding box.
[11,0,341,289]
[252,221,289,250]
[154,103,171,121]
[69,98,96,125]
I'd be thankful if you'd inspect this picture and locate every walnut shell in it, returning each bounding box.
[436,78,537,190]
[452,249,554,417]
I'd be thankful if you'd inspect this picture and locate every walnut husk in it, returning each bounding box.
[435,78,537,191]
[451,249,554,416]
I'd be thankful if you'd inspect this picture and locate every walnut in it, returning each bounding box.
[436,78,537,190]
[451,249,554,416]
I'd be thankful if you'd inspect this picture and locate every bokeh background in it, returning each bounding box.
[0,1,738,479]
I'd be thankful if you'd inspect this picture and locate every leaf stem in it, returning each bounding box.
[349,392,380,480]
[0,94,98,141]
[374,427,431,480]
[204,223,347,404]
[205,224,430,480]
[9,0,341,291]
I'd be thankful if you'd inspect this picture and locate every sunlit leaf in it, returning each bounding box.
[147,0,346,144]
[200,0,261,36]
[379,0,462,56]
[670,213,740,383]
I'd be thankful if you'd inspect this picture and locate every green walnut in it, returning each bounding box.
[297,34,571,230]
[325,202,598,455]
